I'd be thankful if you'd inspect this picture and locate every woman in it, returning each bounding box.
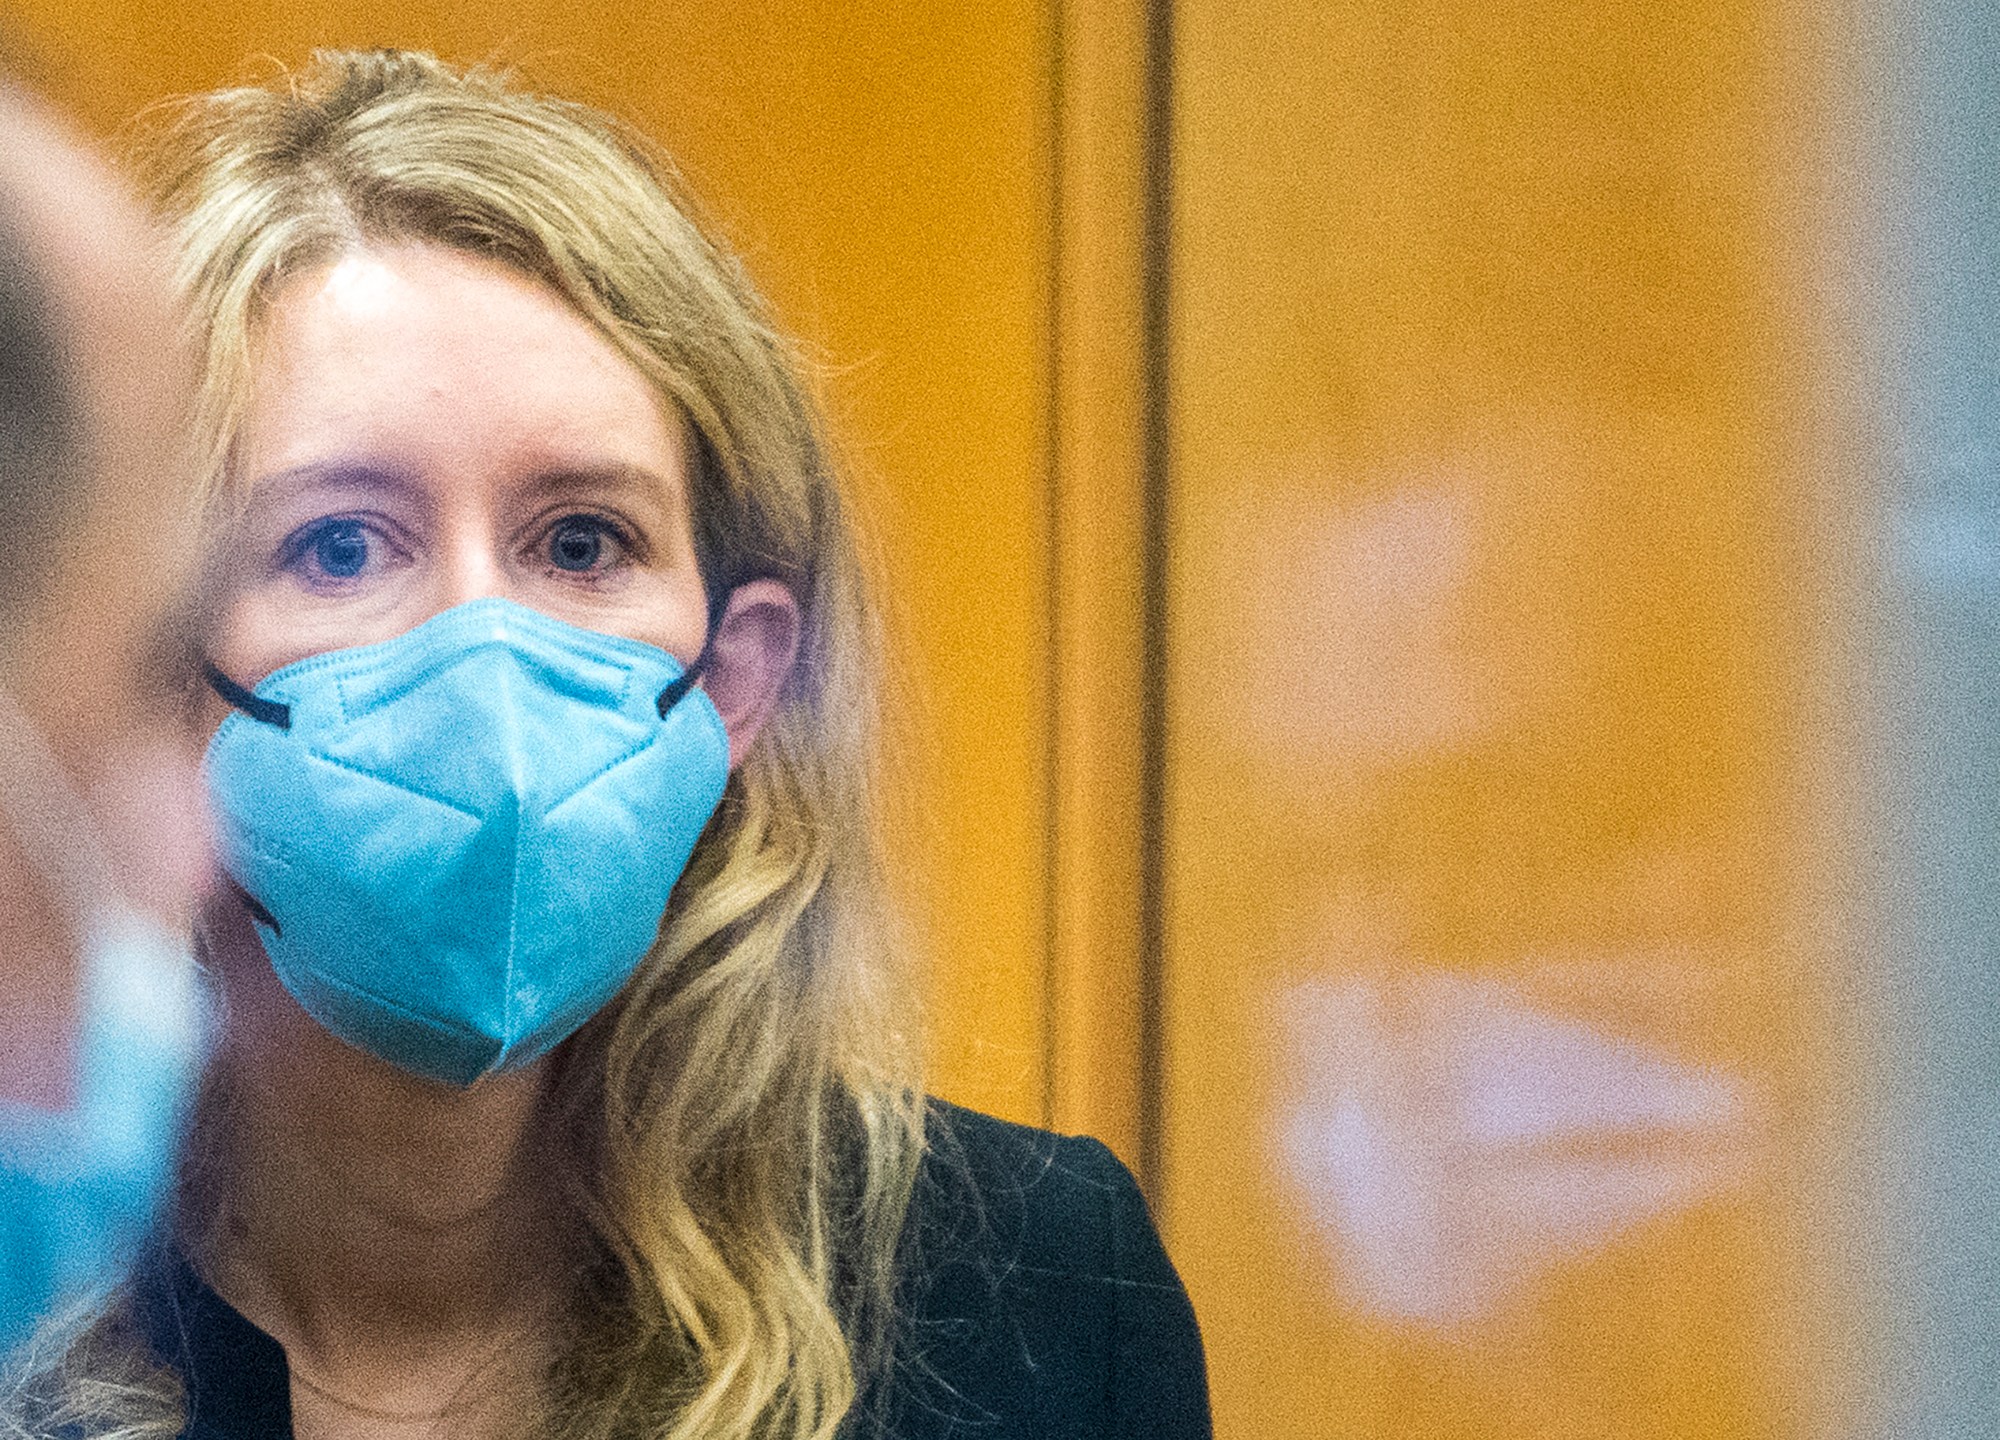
[5,49,1208,1440]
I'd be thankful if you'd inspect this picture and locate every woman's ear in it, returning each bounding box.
[701,578,801,769]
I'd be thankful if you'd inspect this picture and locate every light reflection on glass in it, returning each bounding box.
[1276,971,1759,1330]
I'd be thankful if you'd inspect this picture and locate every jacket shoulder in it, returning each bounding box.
[860,1099,1210,1440]
[916,1100,1137,1270]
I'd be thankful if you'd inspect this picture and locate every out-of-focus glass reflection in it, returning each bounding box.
[1278,970,1757,1331]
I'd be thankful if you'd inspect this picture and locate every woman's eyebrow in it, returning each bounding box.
[248,460,423,505]
[521,463,678,506]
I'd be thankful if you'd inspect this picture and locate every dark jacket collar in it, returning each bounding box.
[130,1249,293,1440]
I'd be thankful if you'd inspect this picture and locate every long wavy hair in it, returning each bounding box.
[7,49,924,1440]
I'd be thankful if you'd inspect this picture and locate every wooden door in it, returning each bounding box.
[1160,0,1874,1434]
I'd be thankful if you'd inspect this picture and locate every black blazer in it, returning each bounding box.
[126,1102,1211,1440]
[856,1101,1212,1437]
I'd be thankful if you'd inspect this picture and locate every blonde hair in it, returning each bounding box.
[9,49,924,1440]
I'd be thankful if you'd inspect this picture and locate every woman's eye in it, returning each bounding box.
[545,515,626,574]
[313,521,370,577]
[280,517,383,586]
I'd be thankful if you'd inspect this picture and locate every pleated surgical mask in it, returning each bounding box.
[202,597,731,1088]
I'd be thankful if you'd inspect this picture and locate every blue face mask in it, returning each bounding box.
[0,691,208,1354]
[202,597,731,1088]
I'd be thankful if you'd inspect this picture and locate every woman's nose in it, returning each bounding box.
[429,527,513,614]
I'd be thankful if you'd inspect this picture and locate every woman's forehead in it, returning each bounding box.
[238,242,686,490]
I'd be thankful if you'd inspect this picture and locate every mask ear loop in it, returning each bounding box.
[196,663,292,934]
[656,585,732,717]
[202,662,291,729]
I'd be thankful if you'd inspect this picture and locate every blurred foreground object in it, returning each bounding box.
[0,80,206,1350]
[1865,0,2000,1432]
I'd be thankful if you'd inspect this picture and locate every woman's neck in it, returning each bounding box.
[194,904,574,1426]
